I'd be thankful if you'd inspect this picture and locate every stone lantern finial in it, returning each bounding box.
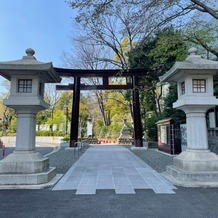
[188,47,198,56]
[25,48,35,56]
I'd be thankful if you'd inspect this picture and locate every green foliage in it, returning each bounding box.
[0,129,16,136]
[93,124,108,138]
[36,111,48,125]
[46,110,64,126]
[79,95,89,130]
[55,91,72,110]
[214,80,218,97]
[128,37,157,69]
[145,112,158,142]
[124,90,132,102]
[106,91,130,118]
[0,107,16,132]
[93,120,123,139]
[7,117,17,132]
[129,26,187,75]
[91,88,132,138]
[128,26,187,141]
[62,134,70,142]
[129,27,187,120]
[108,122,124,138]
[36,130,64,136]
[148,27,187,75]
[184,17,218,58]
[161,83,186,127]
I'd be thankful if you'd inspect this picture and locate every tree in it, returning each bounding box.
[67,0,218,23]
[128,27,187,115]
[79,95,90,137]
[183,13,218,58]
[66,1,155,69]
[63,35,129,126]
[36,111,48,130]
[55,91,72,110]
[46,109,65,132]
[144,0,218,57]
[1,104,16,133]
[44,84,63,132]
[161,83,186,128]
[54,91,73,134]
[66,0,218,58]
[128,27,187,140]
[66,0,218,39]
[190,0,218,19]
[65,0,218,140]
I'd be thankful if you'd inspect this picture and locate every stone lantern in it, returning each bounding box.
[118,118,133,145]
[0,48,61,187]
[160,48,218,186]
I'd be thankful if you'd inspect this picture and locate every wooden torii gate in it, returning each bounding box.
[55,68,157,147]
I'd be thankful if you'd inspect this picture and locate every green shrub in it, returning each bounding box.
[62,134,70,142]
[36,130,64,136]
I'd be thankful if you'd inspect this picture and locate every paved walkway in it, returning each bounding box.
[53,145,176,194]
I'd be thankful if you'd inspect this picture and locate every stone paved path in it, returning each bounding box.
[52,145,176,194]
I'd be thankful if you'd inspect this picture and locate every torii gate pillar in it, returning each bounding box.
[70,76,81,147]
[132,76,143,147]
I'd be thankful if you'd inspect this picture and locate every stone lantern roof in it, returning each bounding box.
[160,47,218,82]
[0,48,61,83]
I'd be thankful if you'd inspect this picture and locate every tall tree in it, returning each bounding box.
[183,13,218,58]
[161,83,186,127]
[44,84,62,132]
[66,0,218,57]
[128,27,187,139]
[129,27,187,115]
[66,1,155,69]
[63,36,129,126]
[67,0,218,22]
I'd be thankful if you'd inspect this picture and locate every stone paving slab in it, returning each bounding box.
[52,145,176,194]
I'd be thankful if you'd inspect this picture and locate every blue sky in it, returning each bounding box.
[0,0,75,93]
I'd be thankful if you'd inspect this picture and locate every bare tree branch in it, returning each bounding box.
[191,0,218,19]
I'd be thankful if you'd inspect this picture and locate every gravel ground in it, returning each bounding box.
[127,147,174,172]
[48,144,174,174]
[48,143,90,174]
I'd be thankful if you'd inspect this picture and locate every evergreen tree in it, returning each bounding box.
[128,26,187,140]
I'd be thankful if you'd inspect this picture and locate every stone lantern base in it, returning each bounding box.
[0,151,60,187]
[163,149,218,187]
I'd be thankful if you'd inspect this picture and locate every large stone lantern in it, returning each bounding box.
[160,48,218,186]
[0,48,61,187]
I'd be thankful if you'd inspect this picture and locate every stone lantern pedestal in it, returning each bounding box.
[0,49,62,187]
[160,48,218,187]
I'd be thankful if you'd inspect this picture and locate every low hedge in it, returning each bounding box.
[36,130,64,136]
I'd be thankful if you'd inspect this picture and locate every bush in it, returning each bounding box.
[62,134,70,142]
[36,130,64,136]
[62,135,88,142]
[5,130,16,136]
